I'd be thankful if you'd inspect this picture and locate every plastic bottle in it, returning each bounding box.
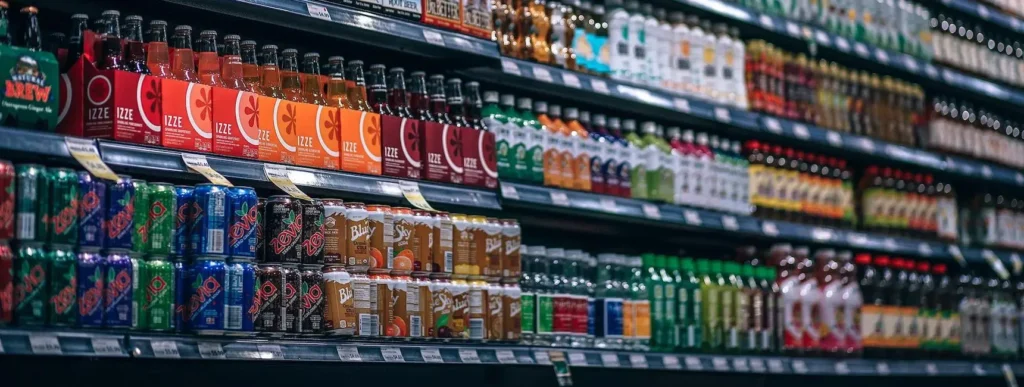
[589,113,609,195]
[620,119,645,199]
[669,12,692,94]
[643,254,664,350]
[773,243,801,353]
[484,93,514,179]
[760,266,779,352]
[665,256,683,351]
[724,262,743,352]
[819,249,844,355]
[698,259,718,351]
[679,258,702,350]
[639,122,667,201]
[536,101,562,188]
[654,8,672,90]
[605,0,630,81]
[686,15,706,97]
[740,263,759,352]
[565,108,591,191]
[595,253,624,349]
[692,133,712,208]
[841,252,863,356]
[607,117,632,198]
[640,4,658,86]
[519,98,546,185]
[625,1,645,83]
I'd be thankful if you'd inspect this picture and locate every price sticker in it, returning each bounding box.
[925,64,939,78]
[918,243,932,256]
[501,59,522,76]
[663,355,681,369]
[792,360,808,374]
[764,118,783,134]
[982,249,1011,279]
[91,337,122,356]
[857,138,875,153]
[684,210,702,226]
[500,183,520,200]
[151,341,180,358]
[673,98,691,113]
[337,346,363,362]
[874,49,890,64]
[684,356,704,371]
[814,30,830,46]
[903,56,919,73]
[876,362,890,375]
[257,344,284,359]
[982,165,993,178]
[762,221,779,236]
[847,232,868,246]
[883,238,898,251]
[65,137,119,181]
[182,154,233,186]
[949,245,967,267]
[532,67,554,83]
[835,36,851,51]
[198,342,226,359]
[854,42,870,57]
[793,124,810,139]
[835,361,850,375]
[629,354,648,368]
[599,197,618,213]
[712,357,729,371]
[550,191,570,207]
[785,21,800,37]
[750,358,766,373]
[458,349,481,363]
[827,131,843,147]
[768,359,785,373]
[534,350,551,365]
[714,107,731,123]
[1012,17,1022,31]
[925,363,938,375]
[568,352,588,365]
[641,204,661,219]
[801,26,812,39]
[421,348,444,363]
[381,347,405,362]
[722,215,739,231]
[562,73,582,89]
[263,164,312,201]
[759,14,774,29]
[399,181,436,211]
[590,79,610,94]
[733,358,750,372]
[28,334,61,355]
[422,30,446,46]
[306,3,331,20]
[496,350,517,364]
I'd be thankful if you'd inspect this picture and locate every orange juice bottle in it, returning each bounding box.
[325,56,352,109]
[547,105,575,189]
[196,30,223,87]
[280,48,306,103]
[535,101,562,188]
[259,44,285,98]
[302,52,327,106]
[564,107,591,192]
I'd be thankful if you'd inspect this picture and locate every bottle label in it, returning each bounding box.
[521,292,536,334]
[536,293,554,334]
[623,299,636,338]
[635,299,651,339]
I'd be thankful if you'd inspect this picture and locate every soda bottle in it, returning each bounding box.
[96,10,123,69]
[66,14,89,70]
[409,71,433,122]
[427,75,451,124]
[145,20,172,78]
[279,49,304,102]
[16,6,39,52]
[446,78,469,128]
[325,56,351,109]
[387,68,412,118]
[171,26,198,82]
[564,108,590,192]
[301,53,326,105]
[196,30,222,86]
[259,44,284,98]
[367,64,391,115]
[240,40,261,93]
[0,2,10,46]
[346,61,371,111]
[121,15,149,74]
[464,81,484,130]
[220,35,246,91]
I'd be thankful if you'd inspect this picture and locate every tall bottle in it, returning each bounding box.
[447,78,469,127]
[409,72,433,121]
[259,45,284,98]
[220,35,246,91]
[240,40,261,93]
[625,1,645,83]
[97,10,123,70]
[67,14,90,70]
[0,2,11,46]
[122,15,149,74]
[346,61,371,111]
[428,75,451,124]
[367,64,391,114]
[301,53,326,106]
[388,68,412,118]
[606,0,629,80]
[464,81,485,131]
[196,30,222,86]
[171,26,198,82]
[621,119,646,199]
[279,49,304,102]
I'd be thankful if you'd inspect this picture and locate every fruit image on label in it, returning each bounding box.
[295,102,339,170]
[212,87,260,159]
[135,75,162,144]
[256,96,293,164]
[339,109,381,175]
[161,78,213,152]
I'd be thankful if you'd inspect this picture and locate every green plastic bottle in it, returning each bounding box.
[517,97,545,184]
[483,92,513,179]
[722,262,739,352]
[622,119,647,200]
[740,264,759,353]
[505,97,528,181]
[664,256,682,351]
[680,258,702,350]
[640,123,674,202]
[700,259,722,352]
[642,254,663,350]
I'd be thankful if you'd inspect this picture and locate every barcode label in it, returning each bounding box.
[469,318,486,339]
[445,252,453,272]
[17,213,33,239]
[208,229,225,253]
[358,313,375,336]
[409,316,422,337]
[226,305,242,330]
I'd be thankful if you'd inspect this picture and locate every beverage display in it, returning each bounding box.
[931,15,1024,88]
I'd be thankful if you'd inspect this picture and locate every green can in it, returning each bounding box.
[147,183,177,255]
[45,168,79,246]
[143,256,175,331]
[15,164,48,242]
[47,245,76,326]
[130,255,145,329]
[130,180,150,254]
[13,242,48,325]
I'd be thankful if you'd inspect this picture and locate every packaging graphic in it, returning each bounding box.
[422,121,463,184]
[0,46,59,131]
[211,87,260,159]
[422,0,463,32]
[380,115,422,179]
[349,0,423,21]
[295,103,341,170]
[339,108,382,175]
[257,96,297,165]
[460,0,492,39]
[461,128,498,188]
[57,30,99,136]
[81,66,161,145]
[160,78,213,152]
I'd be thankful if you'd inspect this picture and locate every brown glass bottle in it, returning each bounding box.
[409,71,434,122]
[346,60,371,112]
[259,44,284,98]
[220,35,246,91]
[239,40,261,93]
[121,15,149,74]
[744,140,769,219]
[367,64,392,115]
[301,53,326,106]
[387,68,412,118]
[428,75,452,124]
[279,49,305,103]
[97,10,123,70]
[446,78,469,128]
[464,81,485,130]
[325,56,351,109]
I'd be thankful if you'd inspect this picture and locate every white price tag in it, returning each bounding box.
[949,245,966,267]
[496,350,517,364]
[857,138,876,153]
[561,73,581,89]
[550,191,570,207]
[974,363,987,376]
[198,342,226,359]
[263,164,312,201]
[978,4,991,19]
[713,357,729,371]
[847,232,868,246]
[764,118,783,134]
[684,356,704,371]
[65,137,119,181]
[785,21,800,37]
[399,181,436,211]
[421,348,444,363]
[759,14,774,29]
[378,181,403,196]
[590,79,610,94]
[810,227,832,241]
[733,358,750,372]
[903,56,919,73]
[1012,17,1022,31]
[925,363,938,375]
[684,210,702,226]
[876,362,890,375]
[151,341,180,358]
[814,30,830,45]
[257,344,284,359]
[792,360,808,374]
[90,337,122,356]
[673,98,691,113]
[534,350,551,365]
[793,124,809,139]
[642,204,661,219]
[500,183,520,200]
[422,30,446,46]
[835,37,850,51]
[337,346,363,362]
[835,361,850,375]
[501,59,522,76]
[458,349,481,363]
[1017,173,1024,185]
[883,238,898,251]
[569,352,588,365]
[925,64,939,78]
[855,42,870,57]
[28,334,61,355]
[714,107,731,123]
[663,355,681,369]
[801,26,812,39]
[761,221,779,236]
[182,153,233,186]
[599,197,618,213]
[768,359,785,373]
[750,358,766,372]
[306,3,331,20]
[982,165,993,178]
[532,67,554,83]
[918,243,932,256]
[381,347,405,362]
[629,354,648,368]
[827,131,843,147]
[722,215,739,231]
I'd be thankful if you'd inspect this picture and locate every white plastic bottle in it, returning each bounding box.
[656,8,673,90]
[712,23,733,105]
[606,0,631,81]
[626,0,646,84]
[698,20,717,101]
[640,4,659,87]
[668,12,691,94]
[729,27,748,110]
[687,16,706,98]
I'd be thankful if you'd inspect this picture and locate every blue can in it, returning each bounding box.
[174,186,194,256]
[190,184,228,257]
[104,175,135,250]
[188,257,228,333]
[76,250,106,327]
[102,250,134,328]
[225,258,257,333]
[172,258,188,331]
[77,172,107,249]
[226,187,258,258]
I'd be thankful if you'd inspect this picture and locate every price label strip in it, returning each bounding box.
[458,349,481,363]
[949,245,967,267]
[496,350,517,364]
[151,340,181,359]
[337,346,363,362]
[662,355,681,370]
[29,334,62,355]
[263,164,312,201]
[629,354,648,368]
[422,30,446,46]
[65,137,119,181]
[182,153,233,186]
[421,348,444,363]
[399,181,436,211]
[641,204,661,219]
[257,344,284,359]
[90,337,122,357]
[198,342,226,359]
[306,3,331,20]
[381,347,405,362]
[568,351,588,366]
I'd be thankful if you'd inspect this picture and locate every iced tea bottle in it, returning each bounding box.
[146,21,173,78]
[428,75,452,124]
[220,35,246,91]
[817,249,843,355]
[122,15,149,74]
[387,68,412,118]
[301,53,326,105]
[325,56,352,109]
[347,61,372,112]
[409,71,434,122]
[196,30,223,87]
[259,45,284,98]
[367,64,392,115]
[96,10,123,70]
[240,40,261,93]
[279,49,305,102]
[170,25,198,82]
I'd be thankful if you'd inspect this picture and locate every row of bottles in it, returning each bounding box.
[931,14,1024,88]
[925,96,1024,170]
[746,40,926,147]
[962,192,1024,250]
[857,166,958,242]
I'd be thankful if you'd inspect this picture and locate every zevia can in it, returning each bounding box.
[173,185,194,255]
[282,263,301,332]
[104,176,135,250]
[188,257,228,334]
[227,187,258,258]
[77,171,107,249]
[14,242,48,326]
[130,180,149,254]
[300,265,324,334]
[147,183,177,255]
[103,250,134,328]
[173,258,188,331]
[47,245,77,327]
[75,249,105,328]
[254,264,285,333]
[225,258,256,333]
[143,256,175,331]
[265,195,302,264]
[191,184,228,257]
[300,199,325,266]
[0,241,14,325]
[15,164,47,242]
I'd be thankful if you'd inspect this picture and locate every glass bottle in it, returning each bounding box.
[325,56,351,109]
[366,64,391,115]
[279,49,304,102]
[121,15,149,74]
[97,10,123,70]
[301,53,326,106]
[387,68,412,118]
[346,61,371,111]
[220,35,246,91]
[196,30,222,87]
[428,75,452,124]
[171,26,198,82]
[259,44,284,98]
[409,71,434,122]
[240,40,261,93]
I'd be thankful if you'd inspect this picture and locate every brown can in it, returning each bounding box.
[366,205,393,271]
[411,210,434,273]
[323,265,356,336]
[468,216,488,276]
[322,199,347,266]
[502,281,522,341]
[344,202,370,271]
[500,219,521,280]
[431,211,453,274]
[483,218,503,278]
[408,274,433,338]
[487,278,504,341]
[468,278,488,340]
[449,278,471,340]
[369,269,392,337]
[299,266,324,333]
[391,207,416,271]
[451,214,473,278]
[388,273,410,338]
[430,274,455,338]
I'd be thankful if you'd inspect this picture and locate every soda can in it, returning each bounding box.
[143,256,175,331]
[77,171,107,249]
[235,259,257,333]
[173,185,194,255]
[131,254,145,329]
[301,199,325,265]
[15,164,48,242]
[322,199,346,266]
[0,160,15,240]
[254,264,284,333]
[47,245,77,326]
[191,184,228,257]
[367,205,392,270]
[188,257,228,334]
[103,250,134,328]
[13,242,47,326]
[226,187,258,258]
[323,265,355,336]
[75,249,105,328]
[255,198,266,262]
[224,258,256,332]
[172,258,188,331]
[300,265,324,334]
[265,195,302,264]
[282,263,301,332]
[0,241,14,325]
[148,183,178,255]
[104,175,135,250]
[47,168,79,246]
[130,179,149,254]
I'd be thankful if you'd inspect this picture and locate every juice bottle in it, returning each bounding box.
[550,105,577,189]
[495,95,524,182]
[171,26,198,82]
[239,40,261,93]
[760,266,779,352]
[698,259,716,352]
[818,249,843,355]
[521,246,540,345]
[302,53,327,106]
[278,49,304,102]
[325,57,352,109]
[96,11,124,71]
[664,256,683,351]
[793,247,818,354]
[196,30,222,87]
[547,248,569,346]
[858,254,884,357]
[535,101,562,188]
[772,243,802,353]
[347,61,372,112]
[607,117,631,198]
[885,257,909,354]
[564,108,591,192]
[146,20,172,79]
[693,133,714,208]
[259,45,284,98]
[220,35,247,91]
[740,263,759,352]
[447,79,469,127]
[916,261,935,355]
[367,64,393,115]
[644,122,673,202]
[518,97,545,184]
[642,254,663,350]
[631,256,651,351]
[589,113,609,195]
[620,119,645,199]
[388,68,412,118]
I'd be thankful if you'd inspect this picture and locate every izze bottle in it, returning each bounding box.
[302,52,326,105]
[259,44,284,98]
[97,10,122,70]
[367,64,392,115]
[240,40,261,93]
[146,20,172,78]
[122,15,149,74]
[171,25,198,82]
[279,48,305,102]
[220,34,247,91]
[196,30,222,86]
[325,56,351,109]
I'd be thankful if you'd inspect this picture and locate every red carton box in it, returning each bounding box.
[381,114,422,180]
[294,103,341,170]
[57,30,99,137]
[82,66,162,145]
[421,121,463,184]
[161,78,213,152]
[462,127,497,188]
[257,96,298,165]
[211,86,260,159]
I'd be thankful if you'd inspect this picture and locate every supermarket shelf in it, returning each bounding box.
[939,0,1024,35]
[0,328,1017,377]
[163,0,500,62]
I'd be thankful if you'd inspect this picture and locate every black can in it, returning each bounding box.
[282,263,301,333]
[300,199,325,266]
[254,264,284,333]
[299,265,324,334]
[255,198,266,263]
[264,195,301,264]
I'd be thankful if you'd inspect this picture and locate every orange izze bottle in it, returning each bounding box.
[196,30,223,87]
[346,60,372,112]
[259,44,284,98]
[146,20,173,78]
[302,52,327,106]
[220,34,247,91]
[325,56,352,109]
[280,48,305,103]
[240,39,261,93]
[170,25,197,82]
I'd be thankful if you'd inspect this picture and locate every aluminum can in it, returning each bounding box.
[190,184,228,257]
[103,249,134,328]
[47,245,77,326]
[147,183,177,255]
[143,256,175,331]
[77,171,107,249]
[282,263,301,332]
[173,185,194,255]
[322,199,346,266]
[225,258,256,332]
[15,164,47,242]
[0,241,12,324]
[104,175,135,250]
[173,258,188,331]
[323,265,355,335]
[75,249,105,327]
[0,159,13,240]
[300,199,325,265]
[13,242,47,326]
[227,187,258,258]
[265,195,302,264]
[254,264,285,332]
[130,179,149,254]
[47,168,79,246]
[300,265,324,334]
[255,198,266,262]
[188,257,228,334]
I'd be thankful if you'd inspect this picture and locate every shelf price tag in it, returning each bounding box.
[198,342,226,359]
[982,249,1011,279]
[91,337,122,356]
[857,138,875,153]
[925,64,939,78]
[758,14,774,29]
[876,362,890,375]
[151,341,180,358]
[767,358,785,373]
[182,153,233,186]
[568,351,588,365]
[641,204,661,219]
[918,243,932,256]
[792,124,809,139]
[785,21,800,37]
[712,357,729,371]
[761,221,779,236]
[421,348,444,363]
[903,56,919,73]
[714,107,731,123]
[306,3,331,20]
[684,210,702,226]
[381,347,405,362]
[550,191,570,207]
[399,181,436,211]
[534,350,551,365]
[337,346,363,362]
[854,42,870,57]
[835,361,850,375]
[599,197,618,213]
[834,37,851,51]
[458,349,481,363]
[925,363,938,375]
[1017,172,1024,185]
[883,238,898,251]
[684,356,704,371]
[263,164,312,201]
[673,98,691,113]
[0,337,5,354]
[792,360,808,374]
[974,363,987,376]
[561,73,581,89]
[500,183,520,200]
[749,358,766,373]
[1010,253,1022,275]
[28,334,61,355]
[826,131,843,147]
[532,67,554,83]
[814,30,830,46]
[663,355,681,370]
[873,49,889,64]
[496,350,517,364]
[981,165,993,178]
[65,137,119,181]
[722,215,739,231]
[764,118,783,134]
[422,30,445,46]
[733,358,750,372]
[978,4,991,19]
[501,59,522,76]
[257,344,284,359]
[810,227,832,241]
[629,354,648,368]
[590,79,610,94]
[949,245,967,267]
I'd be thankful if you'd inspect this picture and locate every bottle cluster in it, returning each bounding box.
[931,14,1024,88]
[962,192,1024,250]
[857,166,959,242]
[925,96,1024,170]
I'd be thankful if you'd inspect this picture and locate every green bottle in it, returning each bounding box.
[631,256,651,351]
[483,92,514,179]
[722,262,739,352]
[640,123,674,203]
[642,254,664,350]
[503,96,527,181]
[622,119,647,200]
[681,258,703,350]
[700,259,722,351]
[741,264,759,352]
[664,256,682,351]
[518,98,545,184]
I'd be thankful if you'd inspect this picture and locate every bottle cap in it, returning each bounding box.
[223,34,241,41]
[101,10,121,17]
[369,63,385,70]
[484,91,499,103]
[125,15,143,23]
[175,25,193,33]
[241,40,257,47]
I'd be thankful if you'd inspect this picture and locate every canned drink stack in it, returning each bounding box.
[77,171,107,249]
[191,184,229,257]
[103,250,134,328]
[75,249,105,328]
[46,168,79,246]
[13,242,48,326]
[47,245,77,327]
[226,186,258,258]
[265,196,302,264]
[15,164,48,242]
[143,256,176,331]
